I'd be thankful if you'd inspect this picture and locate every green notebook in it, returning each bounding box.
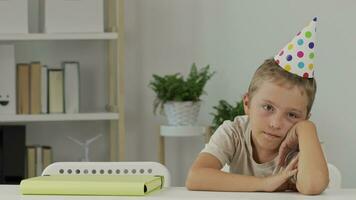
[20,175,163,196]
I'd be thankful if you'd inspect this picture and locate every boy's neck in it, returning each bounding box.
[251,135,278,164]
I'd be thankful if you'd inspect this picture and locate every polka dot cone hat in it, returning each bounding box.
[274,17,317,78]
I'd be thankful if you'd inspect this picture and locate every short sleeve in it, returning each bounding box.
[201,120,242,167]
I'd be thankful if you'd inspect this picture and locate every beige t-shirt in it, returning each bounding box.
[201,115,277,177]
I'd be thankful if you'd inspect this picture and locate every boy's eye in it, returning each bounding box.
[288,113,298,119]
[263,104,273,111]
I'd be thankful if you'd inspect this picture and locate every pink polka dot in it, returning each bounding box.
[297,31,301,36]
[275,59,280,64]
[303,72,309,78]
[297,51,304,58]
[279,50,284,56]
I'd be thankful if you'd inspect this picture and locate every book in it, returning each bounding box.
[42,146,52,171]
[48,69,64,113]
[26,145,53,178]
[20,175,163,196]
[16,63,30,114]
[30,62,42,114]
[0,45,16,114]
[63,62,80,113]
[26,147,36,178]
[41,65,48,113]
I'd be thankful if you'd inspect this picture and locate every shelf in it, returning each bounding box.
[0,112,119,123]
[0,33,118,41]
[160,125,209,137]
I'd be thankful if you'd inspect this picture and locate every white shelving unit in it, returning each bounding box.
[0,33,117,41]
[0,0,126,161]
[0,113,119,123]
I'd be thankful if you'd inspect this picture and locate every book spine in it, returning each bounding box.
[26,146,36,178]
[30,62,42,114]
[41,65,48,114]
[63,61,80,113]
[48,68,64,113]
[16,63,30,114]
[35,146,42,176]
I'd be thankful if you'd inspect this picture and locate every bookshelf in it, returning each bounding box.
[0,0,125,162]
[0,33,117,41]
[0,113,119,123]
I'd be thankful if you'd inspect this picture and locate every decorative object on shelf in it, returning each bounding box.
[0,45,16,114]
[43,0,103,33]
[210,99,245,132]
[0,0,28,33]
[149,63,215,125]
[67,134,103,162]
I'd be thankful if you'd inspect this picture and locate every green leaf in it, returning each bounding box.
[210,99,245,132]
[148,63,215,115]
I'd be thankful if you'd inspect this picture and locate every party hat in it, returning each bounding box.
[274,17,317,78]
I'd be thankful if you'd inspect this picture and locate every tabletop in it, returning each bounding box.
[1,185,355,200]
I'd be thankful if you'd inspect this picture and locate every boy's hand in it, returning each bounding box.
[277,122,300,167]
[263,154,299,192]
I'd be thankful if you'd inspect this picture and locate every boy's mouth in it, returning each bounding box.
[263,131,281,138]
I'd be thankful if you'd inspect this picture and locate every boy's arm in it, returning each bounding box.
[186,152,297,192]
[294,121,329,195]
[186,153,264,192]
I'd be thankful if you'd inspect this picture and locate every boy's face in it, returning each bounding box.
[243,80,309,152]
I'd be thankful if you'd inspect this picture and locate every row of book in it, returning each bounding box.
[17,61,80,114]
[26,145,53,178]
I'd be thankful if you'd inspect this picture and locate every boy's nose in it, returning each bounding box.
[269,115,282,130]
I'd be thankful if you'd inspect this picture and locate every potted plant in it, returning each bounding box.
[210,99,245,132]
[149,63,215,125]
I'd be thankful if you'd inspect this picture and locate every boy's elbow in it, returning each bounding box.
[185,179,196,191]
[297,177,329,195]
[185,169,198,190]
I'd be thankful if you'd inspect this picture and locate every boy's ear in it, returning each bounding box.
[306,112,311,120]
[243,93,250,115]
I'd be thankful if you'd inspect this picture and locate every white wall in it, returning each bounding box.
[125,0,356,187]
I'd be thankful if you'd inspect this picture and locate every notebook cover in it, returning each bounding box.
[20,175,162,196]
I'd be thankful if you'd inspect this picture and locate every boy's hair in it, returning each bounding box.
[248,58,317,115]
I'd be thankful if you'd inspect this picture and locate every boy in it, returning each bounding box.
[185,18,329,195]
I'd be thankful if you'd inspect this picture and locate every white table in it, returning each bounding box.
[2,185,356,200]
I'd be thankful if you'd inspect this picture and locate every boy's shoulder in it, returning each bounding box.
[232,115,249,125]
[218,115,250,138]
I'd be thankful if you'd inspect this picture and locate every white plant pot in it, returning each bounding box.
[163,101,201,126]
